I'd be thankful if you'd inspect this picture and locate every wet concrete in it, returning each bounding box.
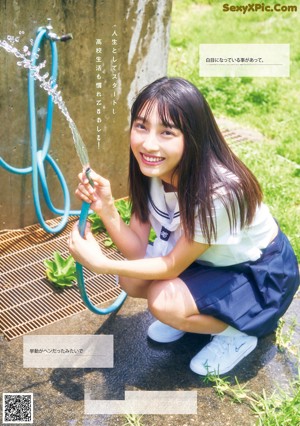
[1,290,299,425]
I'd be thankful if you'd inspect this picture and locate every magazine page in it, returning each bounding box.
[1,1,299,425]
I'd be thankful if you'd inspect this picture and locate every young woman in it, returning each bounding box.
[69,77,299,376]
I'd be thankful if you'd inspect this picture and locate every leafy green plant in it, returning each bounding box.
[43,251,76,288]
[116,198,132,225]
[88,198,132,236]
[88,212,106,234]
[148,227,157,243]
[88,198,156,246]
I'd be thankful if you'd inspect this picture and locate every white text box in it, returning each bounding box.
[85,390,197,415]
[23,335,113,368]
[199,44,290,77]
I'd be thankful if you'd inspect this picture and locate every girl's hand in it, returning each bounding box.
[68,222,108,273]
[75,169,114,215]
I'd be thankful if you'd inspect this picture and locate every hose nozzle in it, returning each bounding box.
[85,167,94,188]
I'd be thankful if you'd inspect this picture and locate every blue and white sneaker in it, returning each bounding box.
[190,333,258,375]
[147,320,185,343]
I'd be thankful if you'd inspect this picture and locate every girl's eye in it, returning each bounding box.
[163,130,175,136]
[135,122,146,130]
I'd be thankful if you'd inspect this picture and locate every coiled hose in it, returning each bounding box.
[0,27,74,233]
[0,25,126,313]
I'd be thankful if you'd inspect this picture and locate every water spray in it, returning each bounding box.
[0,20,127,314]
[0,20,78,233]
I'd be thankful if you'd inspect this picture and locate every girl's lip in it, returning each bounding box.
[140,153,165,165]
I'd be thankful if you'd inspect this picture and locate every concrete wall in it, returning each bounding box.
[0,0,172,230]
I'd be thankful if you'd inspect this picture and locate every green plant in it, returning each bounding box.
[123,414,144,426]
[43,251,76,288]
[89,198,132,235]
[203,315,300,424]
[115,198,132,225]
[88,212,106,234]
[205,369,300,426]
[275,317,298,355]
[252,377,300,426]
[148,227,157,243]
[89,198,156,246]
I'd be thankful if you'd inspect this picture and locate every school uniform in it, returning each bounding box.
[146,177,299,338]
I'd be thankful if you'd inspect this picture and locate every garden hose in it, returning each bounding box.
[0,26,79,234]
[76,168,127,314]
[0,22,127,313]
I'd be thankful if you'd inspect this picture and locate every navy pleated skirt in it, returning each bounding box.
[179,229,299,337]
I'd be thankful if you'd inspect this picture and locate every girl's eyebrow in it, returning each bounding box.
[134,115,176,128]
[135,115,147,122]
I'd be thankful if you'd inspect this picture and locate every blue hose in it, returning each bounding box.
[1,25,126,314]
[77,196,127,315]
[0,27,79,233]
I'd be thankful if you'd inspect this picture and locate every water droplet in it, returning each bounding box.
[1,33,89,167]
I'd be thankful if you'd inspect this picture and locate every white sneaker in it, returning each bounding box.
[147,320,185,343]
[190,334,258,375]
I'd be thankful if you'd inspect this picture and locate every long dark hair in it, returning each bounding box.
[129,77,262,244]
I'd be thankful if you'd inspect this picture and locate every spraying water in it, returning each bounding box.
[0,33,90,169]
[0,29,127,313]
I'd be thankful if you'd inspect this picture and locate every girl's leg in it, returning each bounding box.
[147,277,228,334]
[119,276,152,299]
[147,277,258,376]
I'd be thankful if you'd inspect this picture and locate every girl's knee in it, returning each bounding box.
[147,278,201,328]
[147,280,178,321]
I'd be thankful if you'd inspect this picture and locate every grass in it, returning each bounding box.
[276,317,298,355]
[168,0,300,259]
[204,317,300,425]
[205,367,300,426]
[123,414,144,426]
[121,317,300,426]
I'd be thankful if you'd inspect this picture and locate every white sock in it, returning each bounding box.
[213,325,247,337]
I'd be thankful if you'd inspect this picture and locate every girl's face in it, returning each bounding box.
[130,103,184,187]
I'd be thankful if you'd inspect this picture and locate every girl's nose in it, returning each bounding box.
[142,133,159,151]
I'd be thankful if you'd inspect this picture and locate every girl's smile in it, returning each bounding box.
[130,103,184,186]
[140,153,165,165]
